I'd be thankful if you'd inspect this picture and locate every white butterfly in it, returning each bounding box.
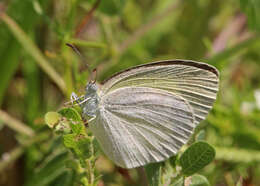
[70,60,219,169]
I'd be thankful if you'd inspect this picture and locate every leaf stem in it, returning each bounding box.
[86,159,94,186]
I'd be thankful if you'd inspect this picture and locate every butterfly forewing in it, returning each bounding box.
[89,87,195,168]
[100,60,219,125]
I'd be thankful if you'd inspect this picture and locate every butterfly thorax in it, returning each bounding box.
[82,83,100,118]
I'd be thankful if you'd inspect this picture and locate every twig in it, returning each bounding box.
[0,133,49,172]
[119,1,180,54]
[75,0,101,37]
[0,110,35,137]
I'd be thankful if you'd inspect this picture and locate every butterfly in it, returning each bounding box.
[70,59,219,169]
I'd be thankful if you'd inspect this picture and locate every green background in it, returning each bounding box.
[0,0,260,185]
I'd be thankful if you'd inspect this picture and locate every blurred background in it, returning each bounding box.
[0,0,260,185]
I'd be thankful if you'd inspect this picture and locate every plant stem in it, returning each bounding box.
[0,110,35,137]
[84,136,95,186]
[86,159,94,186]
[74,0,101,37]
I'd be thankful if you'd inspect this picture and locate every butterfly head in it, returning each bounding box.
[85,82,98,96]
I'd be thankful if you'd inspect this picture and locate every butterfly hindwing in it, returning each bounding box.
[89,87,195,168]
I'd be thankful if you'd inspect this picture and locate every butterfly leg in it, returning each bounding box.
[88,115,96,123]
[70,92,81,105]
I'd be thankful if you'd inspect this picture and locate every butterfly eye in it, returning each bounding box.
[86,82,97,93]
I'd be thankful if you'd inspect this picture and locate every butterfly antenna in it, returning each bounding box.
[66,43,98,83]
[66,43,91,74]
[91,68,97,83]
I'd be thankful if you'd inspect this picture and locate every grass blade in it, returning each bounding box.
[0,110,35,137]
[0,13,66,93]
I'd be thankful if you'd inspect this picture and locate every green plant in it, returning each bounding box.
[45,107,216,186]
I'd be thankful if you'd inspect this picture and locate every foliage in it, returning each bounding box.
[45,108,216,185]
[179,142,215,176]
[45,108,97,186]
[0,0,260,185]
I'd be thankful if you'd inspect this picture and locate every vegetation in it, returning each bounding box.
[0,0,260,185]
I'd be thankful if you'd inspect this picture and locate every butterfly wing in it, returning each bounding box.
[101,60,219,125]
[89,87,195,168]
[90,60,219,168]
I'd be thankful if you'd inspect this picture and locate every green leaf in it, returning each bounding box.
[171,176,184,186]
[54,121,71,134]
[76,137,92,159]
[63,134,76,148]
[70,122,86,135]
[179,142,215,176]
[144,162,163,186]
[55,108,85,134]
[58,107,92,159]
[63,134,92,160]
[190,174,210,186]
[58,107,82,121]
[45,112,61,128]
